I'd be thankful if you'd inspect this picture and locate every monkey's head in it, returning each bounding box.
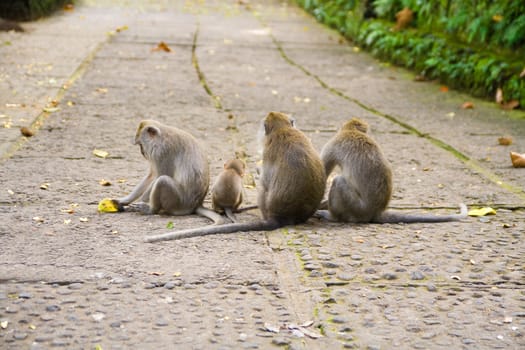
[224,159,245,176]
[342,118,368,134]
[263,112,295,135]
[135,120,162,159]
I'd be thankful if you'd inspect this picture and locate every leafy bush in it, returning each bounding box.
[0,0,71,21]
[295,0,525,107]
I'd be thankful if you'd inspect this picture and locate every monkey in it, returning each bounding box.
[317,118,467,223]
[144,111,326,242]
[211,158,245,222]
[110,120,224,224]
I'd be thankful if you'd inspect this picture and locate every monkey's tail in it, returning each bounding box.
[144,220,281,243]
[374,203,468,223]
[195,206,226,225]
[224,208,237,223]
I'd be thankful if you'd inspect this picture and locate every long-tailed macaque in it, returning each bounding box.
[111,120,224,224]
[144,112,326,242]
[211,159,245,222]
[318,118,467,223]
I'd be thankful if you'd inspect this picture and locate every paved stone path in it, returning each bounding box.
[1,1,523,349]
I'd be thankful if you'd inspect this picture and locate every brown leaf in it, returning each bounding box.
[439,86,449,92]
[99,179,112,186]
[394,8,413,31]
[20,127,33,137]
[510,152,525,168]
[500,100,519,110]
[461,101,474,109]
[152,41,172,52]
[498,137,513,146]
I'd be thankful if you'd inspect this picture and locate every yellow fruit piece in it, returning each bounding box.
[98,198,119,213]
[468,207,496,217]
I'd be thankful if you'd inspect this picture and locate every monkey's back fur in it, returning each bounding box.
[136,120,210,213]
[260,112,326,225]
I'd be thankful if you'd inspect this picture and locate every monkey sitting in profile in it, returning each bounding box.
[318,118,467,223]
[110,120,224,224]
[211,159,245,222]
[144,112,326,242]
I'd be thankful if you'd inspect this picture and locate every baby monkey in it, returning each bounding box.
[318,118,467,223]
[211,159,245,222]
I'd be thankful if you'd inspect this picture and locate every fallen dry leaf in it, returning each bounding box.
[93,149,109,158]
[79,217,88,222]
[520,67,525,78]
[439,86,449,92]
[40,183,49,190]
[20,126,33,137]
[95,87,108,94]
[468,207,496,217]
[116,25,128,32]
[461,101,474,109]
[498,136,513,146]
[510,151,525,168]
[42,107,60,113]
[152,41,172,52]
[500,100,520,110]
[99,179,112,186]
[63,3,74,11]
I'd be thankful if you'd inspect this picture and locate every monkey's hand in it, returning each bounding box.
[126,202,152,214]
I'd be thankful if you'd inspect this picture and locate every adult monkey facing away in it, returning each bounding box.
[144,112,326,242]
[318,118,467,223]
[110,120,224,224]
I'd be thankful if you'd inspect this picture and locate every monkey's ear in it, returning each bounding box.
[145,126,160,138]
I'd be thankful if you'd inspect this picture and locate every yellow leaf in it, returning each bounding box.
[29,324,36,330]
[93,149,109,158]
[98,198,120,213]
[95,345,103,350]
[43,107,60,113]
[468,207,496,217]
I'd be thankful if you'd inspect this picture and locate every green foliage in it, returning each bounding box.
[0,0,71,21]
[295,0,525,107]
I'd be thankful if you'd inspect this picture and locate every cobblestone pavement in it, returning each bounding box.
[1,0,524,349]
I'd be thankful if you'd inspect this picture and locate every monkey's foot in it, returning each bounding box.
[313,210,337,222]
